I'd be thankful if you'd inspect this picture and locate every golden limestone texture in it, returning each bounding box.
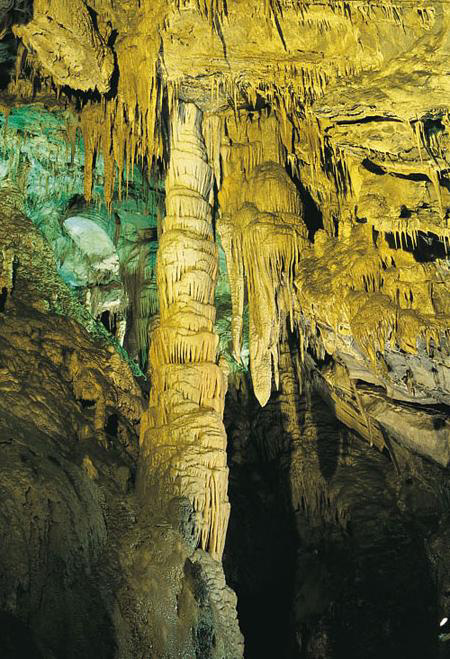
[291,106,450,459]
[78,1,166,206]
[138,103,230,560]
[2,0,449,542]
[208,104,448,460]
[215,111,309,405]
[14,0,114,93]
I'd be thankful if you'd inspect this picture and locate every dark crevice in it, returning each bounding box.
[223,380,297,659]
[287,170,323,241]
[0,35,17,92]
[423,117,445,139]
[391,171,430,182]
[333,217,339,237]
[84,3,100,33]
[336,115,402,126]
[384,230,447,262]
[100,310,118,337]
[0,612,45,659]
[79,398,96,409]
[361,159,435,184]
[0,287,7,312]
[400,205,412,218]
[105,413,119,438]
[361,159,386,175]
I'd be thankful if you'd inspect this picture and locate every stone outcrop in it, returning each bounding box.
[14,0,114,92]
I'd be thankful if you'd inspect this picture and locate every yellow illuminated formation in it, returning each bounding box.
[0,0,449,566]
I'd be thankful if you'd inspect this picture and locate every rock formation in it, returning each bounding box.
[217,111,310,405]
[139,101,230,560]
[0,1,449,657]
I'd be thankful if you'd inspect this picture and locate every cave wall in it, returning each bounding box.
[0,188,243,658]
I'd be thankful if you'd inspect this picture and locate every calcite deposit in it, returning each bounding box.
[139,102,230,560]
[0,0,449,657]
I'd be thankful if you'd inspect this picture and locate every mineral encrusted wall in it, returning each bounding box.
[2,0,448,464]
[0,183,243,659]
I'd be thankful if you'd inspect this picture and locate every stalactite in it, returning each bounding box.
[276,332,354,527]
[79,2,167,205]
[219,161,308,406]
[138,102,229,560]
[215,111,309,405]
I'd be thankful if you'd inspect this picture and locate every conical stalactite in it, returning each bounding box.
[138,102,230,560]
[218,160,309,406]
[210,110,311,406]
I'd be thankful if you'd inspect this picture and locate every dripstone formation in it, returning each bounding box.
[139,102,230,560]
[0,2,449,658]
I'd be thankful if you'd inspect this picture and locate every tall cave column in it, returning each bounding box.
[138,102,230,560]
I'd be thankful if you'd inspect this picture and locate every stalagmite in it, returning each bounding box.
[138,102,230,560]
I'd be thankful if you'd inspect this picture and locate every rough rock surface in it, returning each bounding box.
[14,0,114,92]
[0,193,243,658]
[224,342,450,658]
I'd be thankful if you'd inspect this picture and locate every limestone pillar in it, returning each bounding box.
[138,103,230,560]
